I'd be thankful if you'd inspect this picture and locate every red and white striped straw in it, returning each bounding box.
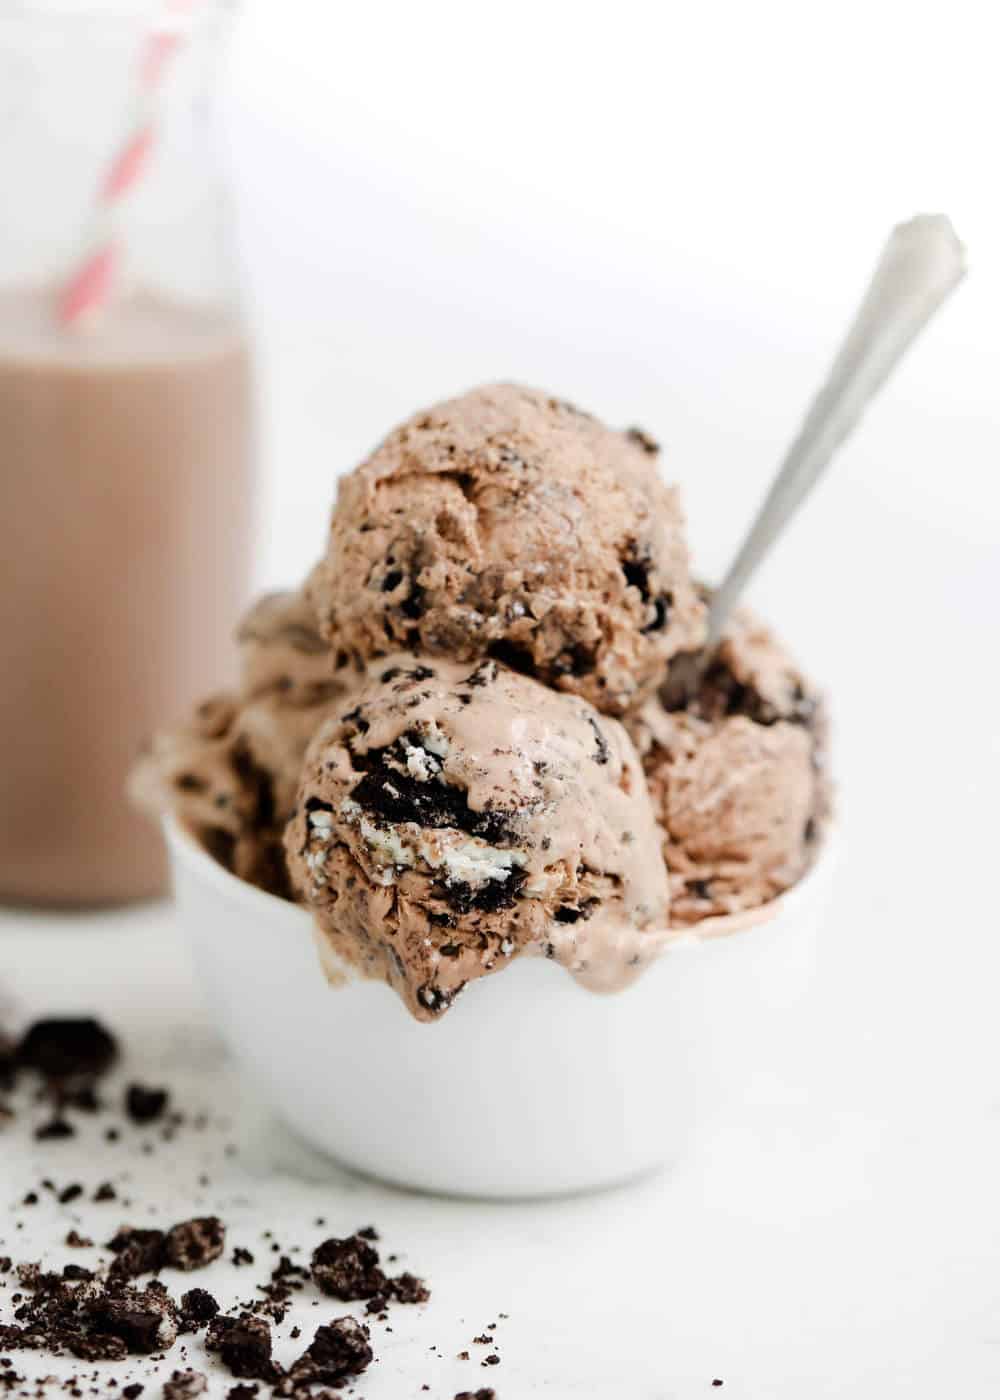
[57,0,202,328]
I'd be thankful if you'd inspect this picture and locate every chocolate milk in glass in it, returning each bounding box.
[0,0,255,903]
[0,290,254,903]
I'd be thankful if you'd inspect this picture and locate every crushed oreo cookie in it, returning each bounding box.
[587,715,610,765]
[283,1318,372,1388]
[310,1236,386,1301]
[86,1286,179,1353]
[16,1019,117,1083]
[179,1288,220,1333]
[126,1085,170,1125]
[205,1315,278,1383]
[162,1369,207,1399]
[3,1017,440,1395]
[349,742,516,845]
[107,1227,167,1279]
[164,1218,225,1272]
[390,1272,431,1305]
[435,866,527,916]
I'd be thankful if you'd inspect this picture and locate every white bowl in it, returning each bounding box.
[165,819,834,1198]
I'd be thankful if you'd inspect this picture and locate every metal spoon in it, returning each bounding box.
[666,213,967,703]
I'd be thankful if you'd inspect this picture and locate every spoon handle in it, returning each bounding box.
[707,214,967,645]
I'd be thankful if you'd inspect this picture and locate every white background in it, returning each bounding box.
[4,3,1000,1397]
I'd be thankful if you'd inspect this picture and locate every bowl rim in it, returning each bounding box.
[162,814,836,946]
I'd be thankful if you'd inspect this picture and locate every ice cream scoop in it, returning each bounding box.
[132,589,349,897]
[236,588,344,706]
[283,653,671,1020]
[628,608,829,922]
[307,383,704,716]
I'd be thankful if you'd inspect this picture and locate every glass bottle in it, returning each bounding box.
[0,0,255,904]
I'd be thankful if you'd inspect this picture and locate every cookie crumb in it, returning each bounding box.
[126,1084,170,1125]
[164,1217,225,1271]
[286,1317,373,1386]
[162,1369,207,1399]
[205,1315,277,1382]
[311,1236,386,1301]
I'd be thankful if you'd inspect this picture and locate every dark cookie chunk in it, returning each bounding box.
[621,541,653,601]
[667,649,817,730]
[0,1323,42,1351]
[437,868,526,915]
[310,1236,386,1301]
[205,1315,278,1382]
[17,1019,117,1081]
[551,643,597,678]
[464,660,499,688]
[641,592,672,635]
[162,1369,207,1399]
[163,1217,225,1271]
[34,1118,74,1140]
[67,1331,130,1362]
[587,716,610,765]
[350,743,516,846]
[286,1318,373,1386]
[554,898,598,924]
[125,1084,170,1124]
[389,1271,430,1304]
[416,982,464,1015]
[85,1287,178,1353]
[398,579,425,621]
[380,663,435,684]
[338,705,369,736]
[107,1228,167,1279]
[485,639,536,677]
[179,1288,220,1332]
[625,425,660,455]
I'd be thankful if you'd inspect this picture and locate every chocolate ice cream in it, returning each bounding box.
[133,590,348,896]
[307,384,704,715]
[283,653,670,1019]
[628,609,829,923]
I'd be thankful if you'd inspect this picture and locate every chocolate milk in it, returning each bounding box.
[0,288,254,905]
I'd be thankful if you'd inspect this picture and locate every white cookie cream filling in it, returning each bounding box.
[339,796,526,887]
